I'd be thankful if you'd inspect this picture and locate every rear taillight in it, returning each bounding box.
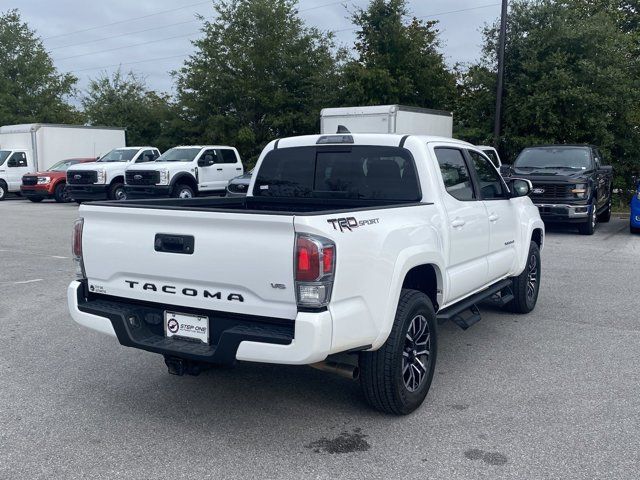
[295,234,335,308]
[72,218,86,279]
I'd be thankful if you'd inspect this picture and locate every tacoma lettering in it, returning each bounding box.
[124,280,243,302]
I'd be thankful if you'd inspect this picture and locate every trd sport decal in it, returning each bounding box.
[327,217,380,232]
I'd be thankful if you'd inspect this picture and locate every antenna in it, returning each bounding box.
[336,125,351,134]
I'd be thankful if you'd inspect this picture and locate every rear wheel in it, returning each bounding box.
[109,182,126,201]
[172,184,194,199]
[54,183,69,203]
[28,197,43,203]
[359,289,437,415]
[0,181,7,201]
[506,241,541,314]
[578,200,597,235]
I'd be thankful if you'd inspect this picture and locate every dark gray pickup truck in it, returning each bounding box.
[503,145,613,235]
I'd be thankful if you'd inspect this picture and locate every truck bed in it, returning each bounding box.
[89,196,424,215]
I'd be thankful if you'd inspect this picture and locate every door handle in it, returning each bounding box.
[451,218,466,228]
[488,214,500,222]
[236,168,241,170]
[217,168,223,171]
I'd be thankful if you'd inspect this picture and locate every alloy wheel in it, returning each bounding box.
[402,314,431,392]
[179,189,193,199]
[526,253,538,301]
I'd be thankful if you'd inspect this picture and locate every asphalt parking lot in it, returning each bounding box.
[0,198,638,480]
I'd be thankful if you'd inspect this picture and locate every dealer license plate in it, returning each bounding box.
[164,311,209,344]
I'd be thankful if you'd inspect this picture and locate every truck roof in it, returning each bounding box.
[273,133,473,149]
[0,124,126,133]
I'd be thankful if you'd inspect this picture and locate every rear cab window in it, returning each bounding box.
[252,146,421,201]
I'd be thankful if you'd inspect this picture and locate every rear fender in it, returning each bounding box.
[372,248,445,350]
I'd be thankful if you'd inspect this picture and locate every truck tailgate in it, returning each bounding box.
[80,205,298,319]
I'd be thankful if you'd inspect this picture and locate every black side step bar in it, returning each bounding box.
[436,279,513,330]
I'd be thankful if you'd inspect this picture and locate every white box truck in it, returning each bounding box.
[320,105,453,137]
[0,124,125,199]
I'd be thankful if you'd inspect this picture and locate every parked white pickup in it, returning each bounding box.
[68,133,544,414]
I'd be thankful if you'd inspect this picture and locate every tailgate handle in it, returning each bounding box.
[154,234,195,255]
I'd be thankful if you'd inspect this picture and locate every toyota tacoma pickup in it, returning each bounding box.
[503,145,613,235]
[66,147,161,202]
[68,133,544,414]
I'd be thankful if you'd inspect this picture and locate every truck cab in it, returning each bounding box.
[0,149,30,199]
[66,147,160,202]
[124,146,243,199]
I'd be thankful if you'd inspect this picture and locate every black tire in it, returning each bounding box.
[172,184,194,199]
[359,289,437,415]
[54,183,69,203]
[506,241,541,314]
[0,181,7,201]
[597,197,612,223]
[75,200,82,205]
[28,197,43,203]
[578,200,597,235]
[631,224,640,234]
[108,182,127,200]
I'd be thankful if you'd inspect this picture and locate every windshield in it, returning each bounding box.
[48,159,81,172]
[155,148,201,162]
[0,150,10,166]
[97,148,139,162]
[514,147,592,170]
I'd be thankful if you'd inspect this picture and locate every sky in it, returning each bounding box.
[14,0,501,96]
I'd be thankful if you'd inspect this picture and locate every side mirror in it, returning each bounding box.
[499,164,512,176]
[198,155,215,167]
[509,178,532,198]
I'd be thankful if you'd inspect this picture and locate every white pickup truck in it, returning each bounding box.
[68,133,544,414]
[124,145,243,199]
[66,146,160,202]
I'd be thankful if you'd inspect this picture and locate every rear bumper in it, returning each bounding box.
[125,185,172,198]
[66,184,109,201]
[67,281,332,365]
[20,186,52,197]
[534,202,591,223]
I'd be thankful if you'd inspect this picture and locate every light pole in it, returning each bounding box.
[493,0,508,147]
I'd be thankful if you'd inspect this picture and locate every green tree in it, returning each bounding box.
[340,0,455,110]
[458,0,640,186]
[82,70,179,151]
[0,9,80,125]
[175,0,340,164]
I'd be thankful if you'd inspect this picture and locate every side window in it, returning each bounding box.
[152,149,160,160]
[136,150,154,163]
[468,150,508,200]
[218,149,238,164]
[9,152,27,167]
[434,148,475,201]
[202,149,218,164]
[483,150,500,168]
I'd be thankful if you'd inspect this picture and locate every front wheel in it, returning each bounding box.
[506,241,541,314]
[578,200,597,235]
[54,183,70,203]
[0,181,7,201]
[109,182,127,201]
[359,289,437,415]
[172,184,194,199]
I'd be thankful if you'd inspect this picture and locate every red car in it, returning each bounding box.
[21,158,97,203]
